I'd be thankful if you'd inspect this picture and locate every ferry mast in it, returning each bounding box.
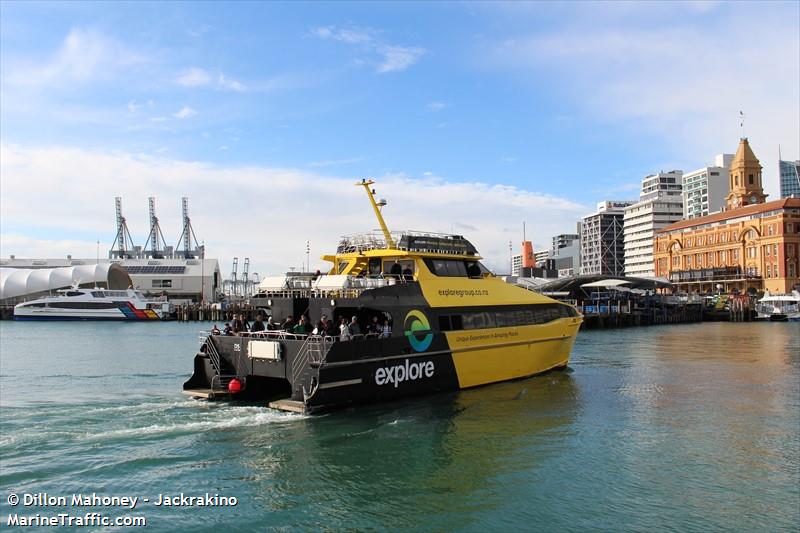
[357,179,395,249]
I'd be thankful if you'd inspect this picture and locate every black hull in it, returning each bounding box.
[183,333,460,412]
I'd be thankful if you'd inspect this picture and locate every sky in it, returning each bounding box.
[1,1,798,276]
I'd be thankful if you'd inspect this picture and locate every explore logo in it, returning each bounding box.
[404,310,433,352]
[375,359,435,388]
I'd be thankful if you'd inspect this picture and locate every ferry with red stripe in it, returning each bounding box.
[14,287,168,321]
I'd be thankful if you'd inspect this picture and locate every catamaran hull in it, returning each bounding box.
[13,308,160,321]
[183,316,581,413]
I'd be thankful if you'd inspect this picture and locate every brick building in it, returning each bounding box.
[654,138,800,293]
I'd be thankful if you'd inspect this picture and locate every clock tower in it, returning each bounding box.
[726,137,767,209]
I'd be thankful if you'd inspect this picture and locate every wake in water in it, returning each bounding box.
[0,397,306,450]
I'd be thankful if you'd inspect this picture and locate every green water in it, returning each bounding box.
[0,321,798,531]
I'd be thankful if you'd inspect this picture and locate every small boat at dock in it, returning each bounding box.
[755,290,800,321]
[14,287,168,320]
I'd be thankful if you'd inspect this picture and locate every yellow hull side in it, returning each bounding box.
[446,317,582,388]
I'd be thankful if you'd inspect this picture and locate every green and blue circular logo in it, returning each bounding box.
[404,310,433,352]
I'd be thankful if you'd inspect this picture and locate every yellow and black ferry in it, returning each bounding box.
[183,180,582,413]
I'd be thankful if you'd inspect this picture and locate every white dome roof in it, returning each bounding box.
[0,264,132,300]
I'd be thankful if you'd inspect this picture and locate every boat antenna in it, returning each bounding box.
[356,179,396,249]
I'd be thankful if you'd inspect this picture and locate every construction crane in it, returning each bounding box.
[143,197,168,259]
[241,258,250,297]
[228,257,239,297]
[109,197,136,259]
[175,197,203,259]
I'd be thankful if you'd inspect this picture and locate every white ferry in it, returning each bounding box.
[14,287,168,321]
[755,290,800,322]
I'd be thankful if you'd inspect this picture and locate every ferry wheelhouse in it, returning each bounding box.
[14,287,167,321]
[183,180,583,413]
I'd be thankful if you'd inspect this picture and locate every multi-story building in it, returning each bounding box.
[511,253,522,276]
[534,249,550,266]
[779,159,800,198]
[551,229,581,277]
[580,200,635,275]
[551,234,579,254]
[654,138,800,293]
[683,153,733,219]
[623,170,684,277]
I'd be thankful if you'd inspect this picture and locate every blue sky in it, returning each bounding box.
[1,1,798,274]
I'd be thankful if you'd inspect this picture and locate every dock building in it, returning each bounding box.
[780,159,800,198]
[654,138,800,293]
[682,154,733,219]
[580,201,635,276]
[623,171,684,277]
[1,196,222,304]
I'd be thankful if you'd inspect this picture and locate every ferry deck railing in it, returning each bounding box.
[253,276,415,300]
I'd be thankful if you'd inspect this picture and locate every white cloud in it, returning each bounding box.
[218,74,246,92]
[173,106,197,119]
[311,26,374,44]
[377,46,425,73]
[5,28,145,87]
[484,6,799,195]
[176,67,212,87]
[0,234,102,261]
[312,25,425,74]
[0,143,587,274]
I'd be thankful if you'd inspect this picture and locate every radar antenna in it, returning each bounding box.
[143,197,168,259]
[110,197,136,259]
[356,179,395,249]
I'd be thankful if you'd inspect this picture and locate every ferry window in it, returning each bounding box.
[424,259,468,277]
[495,311,511,327]
[462,312,484,329]
[465,262,482,278]
[450,315,463,330]
[91,291,103,298]
[438,315,452,331]
[66,291,83,297]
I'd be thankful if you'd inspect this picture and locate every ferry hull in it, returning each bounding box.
[183,316,582,413]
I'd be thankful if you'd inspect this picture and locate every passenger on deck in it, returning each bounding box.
[282,315,294,331]
[402,265,413,281]
[367,315,379,334]
[380,319,392,338]
[266,316,278,330]
[293,316,309,335]
[349,316,361,336]
[251,313,265,332]
[339,317,351,340]
[211,324,221,335]
[223,323,233,335]
[390,259,403,280]
[233,313,249,334]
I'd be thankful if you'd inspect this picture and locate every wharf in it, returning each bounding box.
[535,275,757,329]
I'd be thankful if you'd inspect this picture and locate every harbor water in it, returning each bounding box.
[0,322,798,531]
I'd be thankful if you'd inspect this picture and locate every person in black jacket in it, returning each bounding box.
[389,259,402,280]
[251,313,265,332]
